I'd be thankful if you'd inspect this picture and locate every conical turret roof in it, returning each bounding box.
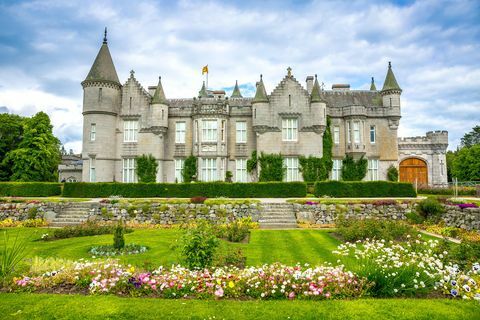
[152,76,168,105]
[370,77,377,91]
[198,81,208,98]
[231,80,242,98]
[381,62,401,92]
[84,30,120,84]
[253,75,268,103]
[310,75,324,103]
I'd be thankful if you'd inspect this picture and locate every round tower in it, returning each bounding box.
[381,61,402,114]
[251,74,270,129]
[81,28,121,182]
[310,74,327,129]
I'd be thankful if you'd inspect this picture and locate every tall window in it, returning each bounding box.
[122,158,137,183]
[282,118,298,141]
[284,157,299,182]
[194,120,199,143]
[174,159,185,182]
[236,121,247,143]
[353,121,360,144]
[333,126,340,144]
[90,123,96,141]
[368,159,379,181]
[332,159,342,181]
[236,159,247,182]
[202,120,217,142]
[202,158,217,181]
[221,120,226,142]
[370,125,376,144]
[175,122,186,143]
[89,157,96,182]
[124,120,138,142]
[347,122,351,143]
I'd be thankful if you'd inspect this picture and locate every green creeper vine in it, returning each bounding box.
[247,150,257,174]
[136,154,158,183]
[341,155,367,181]
[258,152,285,182]
[182,155,198,183]
[387,165,399,182]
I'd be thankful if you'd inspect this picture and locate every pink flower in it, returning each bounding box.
[288,291,295,299]
[325,292,331,298]
[214,287,224,297]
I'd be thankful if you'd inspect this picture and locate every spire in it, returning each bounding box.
[370,77,377,91]
[253,74,268,103]
[152,76,168,105]
[84,29,120,84]
[231,80,242,98]
[381,61,402,92]
[198,81,208,98]
[310,74,324,103]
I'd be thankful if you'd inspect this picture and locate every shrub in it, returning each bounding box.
[341,155,367,181]
[63,182,307,198]
[214,248,246,268]
[0,182,61,197]
[405,211,424,224]
[182,155,197,183]
[216,220,250,242]
[416,198,444,220]
[113,221,125,250]
[1,230,27,285]
[136,154,158,183]
[417,187,476,196]
[387,165,399,182]
[180,221,219,269]
[335,217,417,242]
[314,181,416,198]
[27,207,39,220]
[43,221,132,240]
[258,153,285,182]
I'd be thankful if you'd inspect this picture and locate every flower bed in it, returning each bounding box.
[0,218,47,228]
[12,261,368,300]
[89,244,148,257]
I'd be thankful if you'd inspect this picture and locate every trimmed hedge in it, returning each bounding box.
[62,182,307,198]
[417,187,476,196]
[314,181,416,198]
[0,182,62,197]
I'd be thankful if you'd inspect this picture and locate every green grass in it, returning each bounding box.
[0,293,477,320]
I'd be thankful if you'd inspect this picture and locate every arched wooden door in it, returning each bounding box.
[399,158,428,187]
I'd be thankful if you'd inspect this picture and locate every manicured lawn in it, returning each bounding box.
[0,293,477,320]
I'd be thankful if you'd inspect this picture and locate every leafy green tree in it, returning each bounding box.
[182,155,197,183]
[387,165,399,182]
[5,112,61,181]
[136,154,158,183]
[0,114,25,181]
[452,145,480,181]
[341,155,367,181]
[446,150,456,182]
[460,125,480,148]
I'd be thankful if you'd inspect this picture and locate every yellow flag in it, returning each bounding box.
[202,65,208,75]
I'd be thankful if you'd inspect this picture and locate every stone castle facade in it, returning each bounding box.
[65,32,448,187]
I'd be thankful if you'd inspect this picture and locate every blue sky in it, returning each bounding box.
[0,0,479,153]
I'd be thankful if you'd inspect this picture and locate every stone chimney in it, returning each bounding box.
[306,76,314,94]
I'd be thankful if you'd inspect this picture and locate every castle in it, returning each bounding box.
[59,31,449,187]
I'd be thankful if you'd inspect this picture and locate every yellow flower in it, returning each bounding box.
[228,281,235,288]
[129,266,135,273]
[217,279,221,285]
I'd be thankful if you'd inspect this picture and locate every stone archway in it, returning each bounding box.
[399,158,428,187]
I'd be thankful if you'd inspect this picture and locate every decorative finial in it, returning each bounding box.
[159,76,161,81]
[130,70,135,78]
[103,27,107,44]
[287,67,292,77]
[260,74,263,80]
[315,74,317,80]
[388,61,391,68]
[371,77,374,83]
[235,80,238,84]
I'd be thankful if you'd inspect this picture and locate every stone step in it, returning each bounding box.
[259,219,297,224]
[260,214,296,218]
[52,218,88,223]
[260,223,298,229]
[49,222,84,227]
[55,215,89,219]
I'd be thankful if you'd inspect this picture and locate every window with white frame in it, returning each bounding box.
[236,121,247,143]
[123,120,138,142]
[333,126,340,144]
[89,157,96,182]
[122,158,137,183]
[283,157,299,182]
[202,120,217,142]
[370,125,376,144]
[90,123,96,141]
[368,159,379,181]
[221,120,226,142]
[347,122,351,143]
[174,159,185,183]
[175,122,186,143]
[282,118,298,141]
[353,121,360,144]
[202,158,217,181]
[332,159,342,181]
[194,120,199,143]
[236,159,247,182]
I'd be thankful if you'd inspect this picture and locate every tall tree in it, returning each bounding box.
[0,114,25,181]
[460,125,480,148]
[452,145,480,181]
[5,112,61,181]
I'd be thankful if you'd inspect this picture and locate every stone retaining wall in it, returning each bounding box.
[0,202,64,222]
[442,205,480,231]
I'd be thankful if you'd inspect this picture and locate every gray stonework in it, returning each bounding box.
[74,34,448,186]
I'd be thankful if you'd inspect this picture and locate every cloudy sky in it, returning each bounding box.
[0,0,479,153]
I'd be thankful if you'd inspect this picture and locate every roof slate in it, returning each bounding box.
[85,43,120,84]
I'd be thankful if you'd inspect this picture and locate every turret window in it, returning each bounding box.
[333,126,340,144]
[353,121,360,144]
[89,157,96,182]
[98,88,102,103]
[370,125,376,144]
[90,123,96,141]
[282,118,298,141]
[122,158,137,183]
[236,121,247,143]
[202,120,217,142]
[124,120,138,142]
[175,122,186,144]
[347,122,351,143]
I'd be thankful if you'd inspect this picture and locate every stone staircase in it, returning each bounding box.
[49,203,95,227]
[258,203,297,229]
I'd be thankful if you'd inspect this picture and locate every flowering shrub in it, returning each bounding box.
[12,260,368,300]
[89,244,148,257]
[456,203,479,209]
[0,218,47,228]
[333,236,447,297]
[441,263,479,301]
[335,217,417,242]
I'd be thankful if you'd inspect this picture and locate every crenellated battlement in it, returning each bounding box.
[399,131,448,145]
